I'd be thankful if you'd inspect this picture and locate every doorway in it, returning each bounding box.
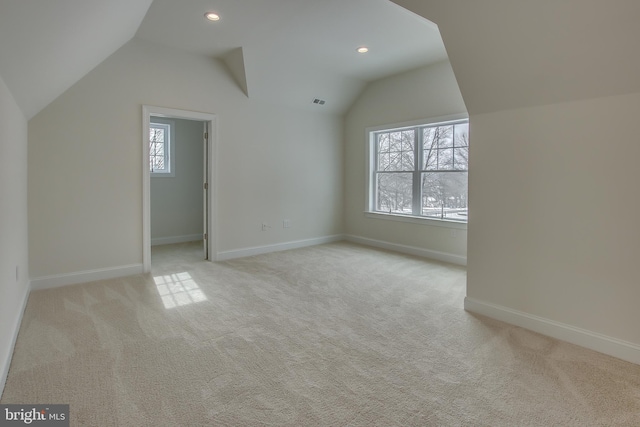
[142,106,217,273]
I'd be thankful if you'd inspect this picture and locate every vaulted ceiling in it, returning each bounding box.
[0,0,153,119]
[5,0,635,120]
[0,0,447,119]
[392,0,640,115]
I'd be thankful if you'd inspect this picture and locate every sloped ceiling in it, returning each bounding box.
[0,0,153,120]
[135,0,448,115]
[0,0,447,119]
[392,0,640,115]
[7,0,638,120]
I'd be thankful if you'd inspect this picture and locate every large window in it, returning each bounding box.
[369,118,469,222]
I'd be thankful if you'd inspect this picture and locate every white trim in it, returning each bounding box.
[0,281,30,398]
[151,234,203,246]
[365,125,375,214]
[149,119,175,177]
[30,264,144,291]
[364,211,468,229]
[216,235,344,261]
[142,107,152,271]
[345,234,467,266]
[210,118,219,262]
[364,113,470,220]
[365,113,469,134]
[464,297,640,365]
[142,106,217,271]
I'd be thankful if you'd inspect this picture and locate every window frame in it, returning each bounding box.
[149,119,175,177]
[365,114,469,227]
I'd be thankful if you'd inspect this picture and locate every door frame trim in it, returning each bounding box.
[142,105,217,272]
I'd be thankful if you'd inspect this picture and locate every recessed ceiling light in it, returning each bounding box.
[356,46,369,54]
[205,12,220,21]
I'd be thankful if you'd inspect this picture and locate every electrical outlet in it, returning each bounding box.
[283,219,291,228]
[262,222,270,231]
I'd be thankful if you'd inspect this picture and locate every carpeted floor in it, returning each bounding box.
[2,241,640,426]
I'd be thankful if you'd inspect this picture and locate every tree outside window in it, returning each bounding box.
[371,120,468,222]
[150,122,171,174]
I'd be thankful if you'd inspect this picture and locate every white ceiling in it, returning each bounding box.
[393,0,640,115]
[0,0,447,119]
[0,0,153,120]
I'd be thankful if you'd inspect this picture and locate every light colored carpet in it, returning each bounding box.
[2,241,640,426]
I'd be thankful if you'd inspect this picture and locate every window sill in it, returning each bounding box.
[364,211,467,229]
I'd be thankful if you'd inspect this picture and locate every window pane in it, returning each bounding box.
[423,127,437,152]
[401,130,414,152]
[378,152,390,171]
[378,132,390,151]
[424,142,438,170]
[438,148,454,170]
[150,123,170,174]
[377,133,390,170]
[150,142,164,156]
[436,126,453,148]
[454,146,469,170]
[151,156,165,171]
[401,151,414,170]
[376,173,413,214]
[421,172,467,221]
[390,131,402,153]
[454,123,469,147]
[150,128,165,143]
[423,127,453,168]
[379,131,414,171]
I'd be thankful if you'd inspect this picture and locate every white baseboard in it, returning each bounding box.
[464,297,640,365]
[216,235,344,261]
[345,234,467,266]
[1,281,30,399]
[151,234,203,246]
[30,264,144,291]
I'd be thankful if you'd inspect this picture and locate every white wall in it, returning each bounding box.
[344,61,468,261]
[150,117,204,245]
[387,0,640,362]
[28,38,343,279]
[467,92,640,346]
[391,0,640,116]
[0,73,29,395]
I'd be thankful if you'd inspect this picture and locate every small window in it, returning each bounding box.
[368,118,469,222]
[149,121,174,176]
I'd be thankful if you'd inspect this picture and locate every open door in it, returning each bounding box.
[142,105,217,273]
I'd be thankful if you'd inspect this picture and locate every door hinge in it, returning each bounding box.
[204,182,208,190]
[204,233,208,240]
[204,132,208,140]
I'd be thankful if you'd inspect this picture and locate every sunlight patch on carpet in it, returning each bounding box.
[154,272,207,309]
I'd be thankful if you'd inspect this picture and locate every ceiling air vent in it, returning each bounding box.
[312,98,326,105]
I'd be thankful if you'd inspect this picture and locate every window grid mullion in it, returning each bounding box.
[150,123,171,174]
[412,127,421,216]
[374,133,380,210]
[452,123,456,169]
[370,119,468,222]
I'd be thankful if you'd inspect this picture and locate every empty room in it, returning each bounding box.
[1,0,639,425]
